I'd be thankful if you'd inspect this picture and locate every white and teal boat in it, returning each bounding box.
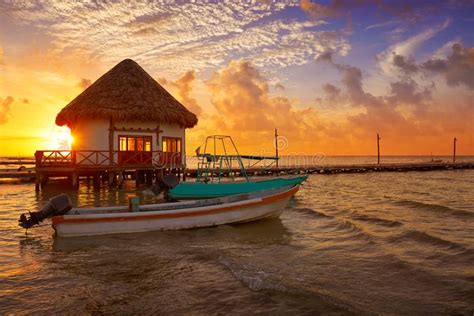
[169,135,307,200]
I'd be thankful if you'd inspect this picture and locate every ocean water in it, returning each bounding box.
[0,170,473,314]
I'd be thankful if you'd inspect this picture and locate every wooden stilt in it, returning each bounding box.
[146,171,153,186]
[40,174,49,189]
[135,170,140,187]
[377,133,381,164]
[117,170,124,188]
[72,172,79,189]
[108,171,116,187]
[93,173,100,188]
[35,171,41,191]
[453,137,457,163]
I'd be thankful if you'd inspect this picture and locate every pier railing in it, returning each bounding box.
[35,150,183,169]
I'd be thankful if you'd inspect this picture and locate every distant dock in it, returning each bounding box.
[186,161,474,177]
[1,161,473,184]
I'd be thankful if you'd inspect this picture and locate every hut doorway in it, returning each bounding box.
[118,135,152,165]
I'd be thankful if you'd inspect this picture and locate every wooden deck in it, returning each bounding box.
[30,150,184,190]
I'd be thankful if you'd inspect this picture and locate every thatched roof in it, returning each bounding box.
[56,59,198,128]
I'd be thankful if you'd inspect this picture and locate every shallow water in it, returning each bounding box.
[0,170,473,314]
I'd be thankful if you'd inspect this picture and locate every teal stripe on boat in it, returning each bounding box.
[169,176,307,200]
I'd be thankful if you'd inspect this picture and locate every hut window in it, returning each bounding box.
[137,137,144,151]
[145,139,151,151]
[127,138,136,151]
[119,137,127,151]
[119,136,152,152]
[162,137,182,153]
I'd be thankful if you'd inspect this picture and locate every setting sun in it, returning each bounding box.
[45,127,73,150]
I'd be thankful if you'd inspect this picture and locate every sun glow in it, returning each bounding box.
[45,127,74,150]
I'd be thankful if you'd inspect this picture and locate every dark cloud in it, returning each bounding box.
[130,13,171,37]
[422,43,474,88]
[320,54,432,110]
[316,53,431,139]
[274,82,285,90]
[77,78,91,90]
[0,96,14,124]
[392,53,418,74]
[322,83,341,102]
[21,98,29,104]
[300,0,427,21]
[133,13,171,25]
[316,50,335,63]
[387,78,431,105]
[316,50,378,106]
[132,27,158,37]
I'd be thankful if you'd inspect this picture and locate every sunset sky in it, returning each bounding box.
[0,0,473,156]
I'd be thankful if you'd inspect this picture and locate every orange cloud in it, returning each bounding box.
[300,0,339,19]
[172,70,202,116]
[77,78,92,90]
[0,96,14,124]
[205,60,324,154]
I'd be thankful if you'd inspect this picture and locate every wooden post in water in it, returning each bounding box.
[377,133,381,164]
[72,171,79,189]
[453,137,457,163]
[275,128,279,168]
[93,173,100,188]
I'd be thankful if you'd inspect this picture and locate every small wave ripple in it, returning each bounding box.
[351,214,403,227]
[393,199,473,218]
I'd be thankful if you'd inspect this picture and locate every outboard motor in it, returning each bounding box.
[149,174,180,201]
[162,174,180,189]
[18,194,72,229]
[150,174,180,194]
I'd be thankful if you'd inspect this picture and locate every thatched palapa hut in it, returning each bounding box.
[55,59,197,167]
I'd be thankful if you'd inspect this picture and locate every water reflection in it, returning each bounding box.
[31,179,165,211]
[52,218,290,252]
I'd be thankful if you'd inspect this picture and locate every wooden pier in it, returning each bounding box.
[1,158,473,186]
[183,161,474,177]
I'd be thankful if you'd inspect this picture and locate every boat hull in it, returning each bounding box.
[169,175,307,200]
[52,186,298,237]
